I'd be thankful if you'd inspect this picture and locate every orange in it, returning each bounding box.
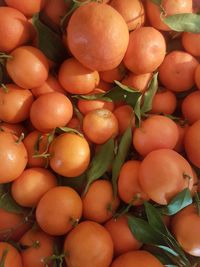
[123,27,166,74]
[0,7,31,52]
[171,204,200,256]
[30,92,73,132]
[195,64,200,90]
[0,122,26,137]
[67,2,129,71]
[0,132,27,183]
[23,131,49,168]
[0,84,34,123]
[58,58,100,94]
[64,221,113,267]
[105,215,142,256]
[139,149,194,205]
[184,120,200,168]
[182,32,200,57]
[78,88,114,115]
[113,105,135,135]
[11,167,57,207]
[36,186,82,235]
[99,64,125,83]
[49,133,90,177]
[159,51,199,92]
[146,0,193,31]
[174,123,189,153]
[111,250,163,267]
[20,228,54,267]
[82,180,120,223]
[182,90,200,124]
[31,74,65,98]
[110,0,145,31]
[0,242,23,267]
[122,72,152,93]
[133,115,179,156]
[6,46,49,89]
[151,88,177,115]
[5,0,47,17]
[83,108,119,144]
[118,160,149,205]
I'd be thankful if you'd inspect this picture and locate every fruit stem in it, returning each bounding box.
[0,84,8,93]
[15,133,25,144]
[0,53,12,60]
[0,249,8,267]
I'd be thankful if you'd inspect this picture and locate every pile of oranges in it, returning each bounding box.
[0,0,200,266]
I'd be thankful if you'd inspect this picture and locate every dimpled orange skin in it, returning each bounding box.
[0,242,23,267]
[139,149,194,205]
[30,92,73,132]
[0,132,27,183]
[123,27,166,74]
[0,7,31,52]
[171,205,200,257]
[83,108,119,144]
[146,0,193,31]
[20,228,54,267]
[11,168,57,207]
[133,115,179,157]
[58,58,100,94]
[111,250,164,267]
[64,221,114,267]
[31,74,66,98]
[195,64,200,90]
[159,51,199,92]
[67,2,129,71]
[36,186,83,236]
[4,0,46,17]
[49,133,90,177]
[184,120,200,168]
[104,215,142,256]
[23,131,49,168]
[6,46,49,89]
[118,160,149,205]
[0,84,34,123]
[82,180,120,223]
[110,0,145,31]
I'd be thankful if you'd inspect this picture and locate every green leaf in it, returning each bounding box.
[150,0,162,5]
[32,14,67,63]
[0,185,27,214]
[134,96,142,128]
[141,73,158,114]
[59,173,86,194]
[84,138,114,194]
[112,127,132,197]
[56,127,83,137]
[160,188,192,216]
[144,202,168,234]
[163,13,200,33]
[155,245,179,257]
[128,216,164,245]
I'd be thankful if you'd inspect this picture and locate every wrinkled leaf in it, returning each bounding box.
[141,73,158,114]
[0,185,27,214]
[160,188,192,216]
[112,127,132,197]
[163,13,200,33]
[84,138,114,194]
[128,216,164,245]
[32,14,67,63]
